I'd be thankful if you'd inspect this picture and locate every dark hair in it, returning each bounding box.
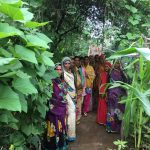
[74,56,80,60]
[84,56,89,60]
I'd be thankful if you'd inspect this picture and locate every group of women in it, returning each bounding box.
[45,55,127,150]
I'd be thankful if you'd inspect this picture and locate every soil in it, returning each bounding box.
[68,112,120,150]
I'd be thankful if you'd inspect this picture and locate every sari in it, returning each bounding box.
[106,68,127,133]
[62,57,76,141]
[46,78,67,150]
[83,65,95,114]
[96,69,107,125]
[74,66,85,122]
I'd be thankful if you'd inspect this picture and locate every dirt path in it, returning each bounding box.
[68,112,120,150]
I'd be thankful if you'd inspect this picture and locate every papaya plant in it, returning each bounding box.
[0,0,56,149]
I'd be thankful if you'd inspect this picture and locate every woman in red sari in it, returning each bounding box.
[96,56,111,125]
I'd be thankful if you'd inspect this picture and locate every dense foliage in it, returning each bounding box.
[0,0,57,149]
[0,0,150,149]
[28,0,150,60]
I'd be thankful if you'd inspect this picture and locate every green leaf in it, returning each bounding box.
[24,21,49,28]
[0,0,22,7]
[108,47,137,60]
[10,133,25,147]
[42,51,53,58]
[0,3,24,20]
[16,70,31,79]
[0,23,24,38]
[25,34,49,49]
[131,0,137,3]
[12,78,38,95]
[126,33,137,40]
[0,71,16,77]
[124,58,139,70]
[8,122,19,130]
[139,54,144,80]
[0,48,12,57]
[37,103,47,118]
[21,124,40,136]
[19,94,27,113]
[0,113,8,123]
[134,89,150,116]
[41,53,55,66]
[0,111,18,124]
[0,85,21,111]
[36,64,46,77]
[15,45,38,64]
[142,22,150,27]
[125,5,137,13]
[36,32,52,43]
[0,57,16,66]
[136,48,150,60]
[20,8,33,22]
[0,60,22,73]
[128,17,139,25]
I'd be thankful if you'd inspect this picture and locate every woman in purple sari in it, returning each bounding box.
[106,61,127,133]
[45,63,68,150]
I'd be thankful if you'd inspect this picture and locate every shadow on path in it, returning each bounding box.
[68,112,119,150]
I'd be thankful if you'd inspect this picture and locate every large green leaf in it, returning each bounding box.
[0,23,24,38]
[0,0,22,7]
[25,34,49,49]
[37,103,47,118]
[24,21,49,28]
[0,60,22,73]
[136,48,150,60]
[0,111,18,123]
[21,124,40,136]
[0,71,16,78]
[41,52,55,67]
[19,94,27,113]
[108,47,150,60]
[15,45,38,64]
[36,64,46,77]
[135,89,150,116]
[0,85,21,111]
[0,48,12,57]
[16,70,31,79]
[108,47,137,60]
[0,3,24,20]
[36,32,52,44]
[0,57,16,66]
[12,78,38,95]
[20,8,33,22]
[10,133,25,147]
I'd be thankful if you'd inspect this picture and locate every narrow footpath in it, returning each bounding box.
[68,112,119,150]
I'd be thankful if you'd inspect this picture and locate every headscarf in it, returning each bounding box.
[61,57,71,71]
[62,57,76,99]
[105,61,112,69]
[54,63,61,69]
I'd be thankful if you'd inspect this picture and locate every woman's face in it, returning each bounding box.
[64,60,71,71]
[71,59,75,68]
[55,65,62,76]
[84,57,89,65]
[105,65,110,72]
[114,62,120,69]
